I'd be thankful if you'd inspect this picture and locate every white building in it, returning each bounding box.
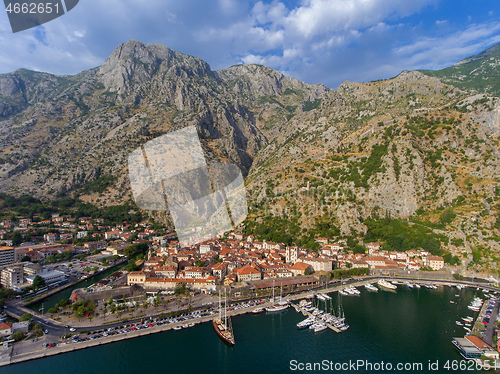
[199,244,213,254]
[285,247,299,263]
[0,264,23,288]
[302,258,333,272]
[26,270,65,285]
[77,231,88,239]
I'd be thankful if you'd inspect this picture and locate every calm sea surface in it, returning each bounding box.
[6,285,490,373]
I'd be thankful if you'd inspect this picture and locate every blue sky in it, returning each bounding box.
[0,0,499,88]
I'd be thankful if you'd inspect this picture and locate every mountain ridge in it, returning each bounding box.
[1,40,500,275]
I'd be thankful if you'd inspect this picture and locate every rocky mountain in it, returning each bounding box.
[2,40,500,274]
[420,41,500,96]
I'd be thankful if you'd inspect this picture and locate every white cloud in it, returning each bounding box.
[394,22,500,69]
[0,0,499,90]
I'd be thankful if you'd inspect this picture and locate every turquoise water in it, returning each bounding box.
[7,285,485,373]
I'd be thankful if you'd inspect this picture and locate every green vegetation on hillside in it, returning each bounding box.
[420,48,500,96]
[80,174,117,195]
[0,193,142,224]
[243,215,341,252]
[363,218,445,255]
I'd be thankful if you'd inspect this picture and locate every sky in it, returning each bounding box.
[0,0,499,88]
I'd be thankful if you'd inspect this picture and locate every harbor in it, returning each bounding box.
[0,280,493,374]
[2,275,500,370]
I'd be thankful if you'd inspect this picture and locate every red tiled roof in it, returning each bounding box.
[0,322,13,329]
[290,262,310,270]
[465,336,493,350]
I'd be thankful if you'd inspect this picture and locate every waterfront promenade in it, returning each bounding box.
[1,275,498,367]
[0,296,278,367]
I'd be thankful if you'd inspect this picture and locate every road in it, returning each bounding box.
[483,299,499,347]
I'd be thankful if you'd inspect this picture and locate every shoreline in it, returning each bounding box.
[1,276,496,367]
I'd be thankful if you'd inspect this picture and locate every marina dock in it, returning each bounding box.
[291,302,341,332]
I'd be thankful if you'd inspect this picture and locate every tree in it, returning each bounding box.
[126,259,139,272]
[71,299,96,318]
[353,245,366,254]
[175,282,187,296]
[11,231,22,246]
[12,331,26,342]
[304,268,311,276]
[194,260,205,268]
[21,255,31,262]
[153,295,160,309]
[55,299,69,308]
[31,323,43,337]
[19,313,32,322]
[32,275,46,290]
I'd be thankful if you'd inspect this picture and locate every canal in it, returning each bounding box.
[28,263,126,313]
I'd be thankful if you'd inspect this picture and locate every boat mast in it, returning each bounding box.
[224,287,227,329]
[218,288,222,321]
[338,277,342,318]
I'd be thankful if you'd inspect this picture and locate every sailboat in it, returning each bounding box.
[266,280,289,312]
[213,287,235,345]
[336,285,349,331]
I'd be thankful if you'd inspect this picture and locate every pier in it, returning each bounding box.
[2,275,498,367]
[291,300,342,333]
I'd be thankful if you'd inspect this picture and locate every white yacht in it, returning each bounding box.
[297,317,315,329]
[377,279,397,290]
[321,293,332,300]
[311,322,328,332]
[266,281,289,312]
[316,294,326,301]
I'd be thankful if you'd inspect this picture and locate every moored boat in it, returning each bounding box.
[213,288,235,345]
[266,280,289,312]
[297,317,315,329]
[316,293,326,301]
[377,279,397,290]
[266,302,290,312]
[404,281,414,289]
